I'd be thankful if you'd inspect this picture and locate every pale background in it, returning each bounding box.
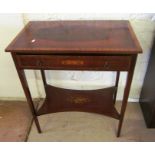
[0,13,155,101]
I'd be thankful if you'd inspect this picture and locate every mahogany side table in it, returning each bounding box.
[5,20,142,137]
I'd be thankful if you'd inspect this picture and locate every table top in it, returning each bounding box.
[5,20,142,54]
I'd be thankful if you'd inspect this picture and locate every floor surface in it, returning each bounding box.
[28,102,155,142]
[1,100,155,142]
[0,100,32,141]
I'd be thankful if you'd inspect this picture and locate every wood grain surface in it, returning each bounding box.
[5,20,142,54]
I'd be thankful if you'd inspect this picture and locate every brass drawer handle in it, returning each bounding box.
[61,60,84,65]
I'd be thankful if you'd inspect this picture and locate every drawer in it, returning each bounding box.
[16,55,131,71]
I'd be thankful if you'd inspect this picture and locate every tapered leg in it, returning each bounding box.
[40,69,49,98]
[117,55,137,137]
[41,70,47,86]
[113,71,120,105]
[12,54,42,133]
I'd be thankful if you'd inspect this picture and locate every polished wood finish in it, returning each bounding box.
[117,55,137,137]
[37,85,120,119]
[113,72,120,105]
[140,37,155,128]
[16,55,131,71]
[6,21,142,54]
[11,53,42,133]
[6,20,142,137]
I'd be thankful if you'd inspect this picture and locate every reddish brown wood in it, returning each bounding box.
[16,55,131,71]
[117,55,137,137]
[37,85,120,119]
[41,70,47,86]
[113,72,120,105]
[40,70,48,98]
[5,21,142,54]
[11,53,42,133]
[5,21,142,137]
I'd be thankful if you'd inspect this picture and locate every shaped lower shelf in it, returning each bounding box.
[37,85,120,119]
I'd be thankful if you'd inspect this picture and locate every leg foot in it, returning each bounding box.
[34,117,42,133]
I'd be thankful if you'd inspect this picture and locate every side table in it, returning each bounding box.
[5,20,142,137]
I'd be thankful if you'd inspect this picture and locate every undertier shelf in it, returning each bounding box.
[37,85,120,119]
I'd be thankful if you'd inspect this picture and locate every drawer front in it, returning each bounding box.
[16,55,131,71]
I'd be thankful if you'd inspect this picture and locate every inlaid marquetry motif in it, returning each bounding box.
[67,96,90,104]
[61,60,84,65]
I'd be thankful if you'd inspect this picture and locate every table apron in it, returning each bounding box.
[16,54,132,71]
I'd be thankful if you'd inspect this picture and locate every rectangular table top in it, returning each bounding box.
[5,20,142,54]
